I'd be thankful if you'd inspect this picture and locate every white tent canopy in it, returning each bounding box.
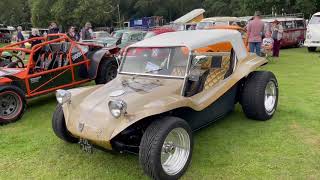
[129,30,248,60]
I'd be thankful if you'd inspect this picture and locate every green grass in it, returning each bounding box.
[1,48,320,179]
[0,43,7,47]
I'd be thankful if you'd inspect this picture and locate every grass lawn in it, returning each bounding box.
[1,48,320,179]
[0,43,7,47]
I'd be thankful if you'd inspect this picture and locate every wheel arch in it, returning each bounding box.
[88,48,119,79]
[110,107,193,153]
[0,84,26,102]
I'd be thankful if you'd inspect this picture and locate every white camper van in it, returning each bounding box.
[305,12,320,52]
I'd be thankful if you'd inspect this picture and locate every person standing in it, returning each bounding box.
[81,22,93,40]
[16,26,25,59]
[247,11,265,56]
[29,29,42,47]
[67,26,80,41]
[17,26,25,43]
[271,20,284,57]
[48,22,60,34]
[48,22,60,40]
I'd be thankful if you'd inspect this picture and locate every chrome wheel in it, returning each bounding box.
[264,81,277,114]
[161,128,191,176]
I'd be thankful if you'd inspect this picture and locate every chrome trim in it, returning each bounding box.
[180,51,193,96]
[119,72,185,79]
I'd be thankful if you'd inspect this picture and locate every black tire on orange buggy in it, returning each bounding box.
[95,58,118,84]
[0,86,26,125]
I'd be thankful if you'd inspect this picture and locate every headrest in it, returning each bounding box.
[61,42,71,53]
[49,43,63,53]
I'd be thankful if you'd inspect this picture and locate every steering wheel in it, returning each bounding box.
[10,55,25,68]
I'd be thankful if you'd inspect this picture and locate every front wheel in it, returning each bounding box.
[308,47,317,52]
[0,89,25,125]
[241,71,279,121]
[95,58,118,84]
[52,105,78,143]
[139,117,193,180]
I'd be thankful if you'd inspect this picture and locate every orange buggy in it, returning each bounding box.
[0,34,119,124]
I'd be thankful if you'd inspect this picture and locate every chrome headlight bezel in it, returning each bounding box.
[108,100,127,118]
[56,89,71,104]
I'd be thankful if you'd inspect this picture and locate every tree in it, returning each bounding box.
[0,0,31,26]
[29,0,55,28]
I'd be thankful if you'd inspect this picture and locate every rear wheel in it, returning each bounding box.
[308,47,317,52]
[139,117,193,180]
[0,89,25,125]
[241,71,278,121]
[52,105,78,143]
[95,59,118,84]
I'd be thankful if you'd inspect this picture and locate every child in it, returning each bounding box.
[261,32,274,57]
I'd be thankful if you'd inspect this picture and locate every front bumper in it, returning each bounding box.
[304,40,320,47]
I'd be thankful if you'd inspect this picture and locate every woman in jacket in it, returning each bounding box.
[271,20,284,57]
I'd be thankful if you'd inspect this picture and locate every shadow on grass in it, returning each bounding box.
[27,93,56,108]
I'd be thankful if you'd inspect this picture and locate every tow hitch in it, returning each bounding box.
[79,139,93,153]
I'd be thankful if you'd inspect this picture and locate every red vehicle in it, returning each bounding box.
[0,34,119,124]
[143,28,176,39]
[262,17,306,47]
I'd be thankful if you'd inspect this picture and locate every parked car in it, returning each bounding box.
[262,17,306,48]
[304,12,320,52]
[111,29,127,39]
[82,31,119,48]
[196,17,244,30]
[0,28,12,43]
[52,30,278,180]
[92,31,111,39]
[144,28,175,39]
[0,34,119,124]
[118,30,146,49]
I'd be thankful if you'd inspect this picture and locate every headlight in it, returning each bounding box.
[56,90,71,104]
[108,100,127,118]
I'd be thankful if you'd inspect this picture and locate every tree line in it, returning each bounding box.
[0,0,319,29]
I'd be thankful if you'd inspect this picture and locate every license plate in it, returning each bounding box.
[79,138,93,153]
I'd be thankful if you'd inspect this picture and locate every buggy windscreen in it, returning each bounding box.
[120,47,189,78]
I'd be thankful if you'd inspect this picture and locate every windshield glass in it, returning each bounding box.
[120,47,189,78]
[112,31,123,39]
[93,32,110,39]
[196,22,214,29]
[144,32,156,39]
[310,15,320,24]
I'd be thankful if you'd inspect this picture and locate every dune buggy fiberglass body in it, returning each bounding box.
[52,30,279,180]
[0,34,119,124]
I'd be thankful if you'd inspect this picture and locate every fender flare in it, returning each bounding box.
[0,85,26,103]
[88,48,118,79]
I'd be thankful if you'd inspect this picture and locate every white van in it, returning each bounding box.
[305,12,320,52]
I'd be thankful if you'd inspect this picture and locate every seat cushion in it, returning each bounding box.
[204,57,230,90]
[171,66,186,76]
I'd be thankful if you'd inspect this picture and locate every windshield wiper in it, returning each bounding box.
[144,68,163,74]
[132,68,163,80]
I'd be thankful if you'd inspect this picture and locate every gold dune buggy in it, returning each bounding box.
[52,30,278,180]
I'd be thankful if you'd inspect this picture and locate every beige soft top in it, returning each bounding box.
[129,30,248,60]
